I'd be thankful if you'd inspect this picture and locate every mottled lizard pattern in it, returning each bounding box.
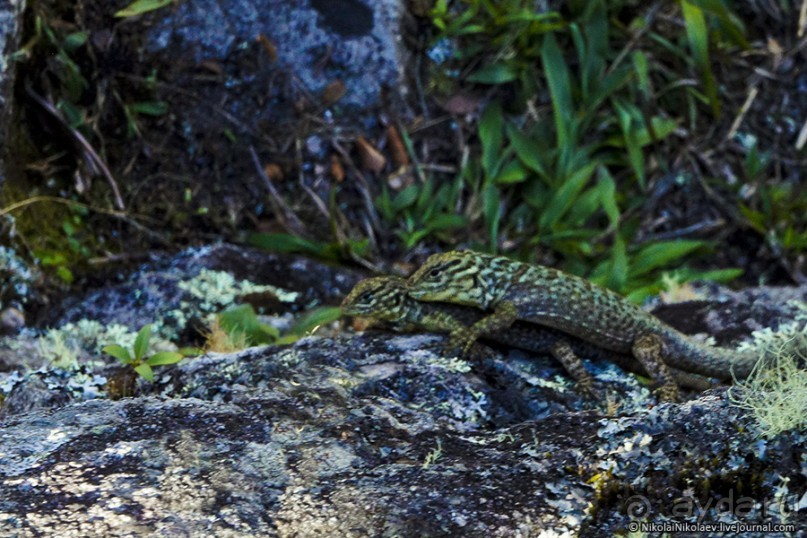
[341,277,713,393]
[406,251,759,400]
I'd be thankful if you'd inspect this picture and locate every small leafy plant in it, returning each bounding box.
[103,324,183,382]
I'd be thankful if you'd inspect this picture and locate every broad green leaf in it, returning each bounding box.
[494,159,528,184]
[479,102,504,180]
[632,51,650,98]
[287,306,343,336]
[607,235,628,292]
[538,162,597,231]
[218,304,279,345]
[565,186,603,226]
[248,233,327,257]
[146,351,184,366]
[629,240,707,278]
[426,214,467,231]
[482,182,501,250]
[134,324,152,361]
[103,344,132,364]
[614,99,645,188]
[626,284,664,304]
[134,363,154,382]
[634,117,678,146]
[56,266,74,284]
[115,0,173,18]
[681,0,719,116]
[63,32,87,52]
[672,267,744,284]
[392,184,419,211]
[468,63,519,84]
[689,0,748,47]
[597,170,620,228]
[506,124,548,179]
[542,33,575,152]
[129,101,168,116]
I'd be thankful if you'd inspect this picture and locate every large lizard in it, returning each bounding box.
[405,250,760,400]
[341,276,713,392]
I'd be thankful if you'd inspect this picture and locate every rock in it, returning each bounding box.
[0,332,804,536]
[0,0,26,192]
[146,0,405,115]
[45,243,364,333]
[651,283,807,345]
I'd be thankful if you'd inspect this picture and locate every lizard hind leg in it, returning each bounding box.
[448,301,519,356]
[549,340,598,398]
[632,334,680,402]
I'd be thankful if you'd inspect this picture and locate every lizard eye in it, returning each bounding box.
[358,291,374,303]
[428,266,444,278]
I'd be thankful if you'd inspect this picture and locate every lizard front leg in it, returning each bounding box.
[632,334,680,401]
[448,301,518,356]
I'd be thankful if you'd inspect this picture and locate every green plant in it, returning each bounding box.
[248,232,369,263]
[103,324,184,382]
[737,138,807,271]
[213,303,342,348]
[115,0,174,18]
[217,304,279,346]
[397,0,750,298]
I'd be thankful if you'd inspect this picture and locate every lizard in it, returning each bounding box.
[405,250,761,400]
[341,276,714,393]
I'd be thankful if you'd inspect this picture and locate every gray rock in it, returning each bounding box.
[0,0,25,191]
[47,243,363,332]
[147,0,405,114]
[0,332,804,537]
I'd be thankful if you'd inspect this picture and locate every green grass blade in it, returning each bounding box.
[538,162,597,231]
[629,240,707,278]
[681,0,719,116]
[542,33,575,153]
[479,102,504,180]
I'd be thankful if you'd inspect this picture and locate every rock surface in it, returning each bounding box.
[0,333,805,537]
[0,246,806,535]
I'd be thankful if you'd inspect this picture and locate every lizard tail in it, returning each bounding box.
[661,328,760,381]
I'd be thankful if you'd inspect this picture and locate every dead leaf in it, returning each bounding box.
[257,34,278,63]
[330,154,345,182]
[199,59,224,76]
[441,92,482,115]
[263,163,284,181]
[322,80,346,106]
[386,124,409,167]
[355,136,386,173]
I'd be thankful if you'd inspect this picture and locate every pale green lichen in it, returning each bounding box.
[178,269,298,311]
[37,320,175,369]
[736,301,807,358]
[0,246,37,309]
[729,339,807,438]
[144,269,300,341]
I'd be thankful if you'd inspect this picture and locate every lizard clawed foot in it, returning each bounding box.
[447,331,477,358]
[653,382,681,403]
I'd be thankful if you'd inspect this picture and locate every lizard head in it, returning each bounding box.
[341,276,409,322]
[406,250,493,306]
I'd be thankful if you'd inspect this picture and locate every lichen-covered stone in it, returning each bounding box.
[0,331,804,536]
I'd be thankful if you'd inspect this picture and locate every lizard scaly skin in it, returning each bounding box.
[341,276,713,392]
[406,250,760,400]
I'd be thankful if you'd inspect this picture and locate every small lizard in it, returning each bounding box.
[341,276,713,392]
[406,250,760,400]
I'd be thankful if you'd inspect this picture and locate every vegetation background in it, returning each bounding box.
[2,0,806,306]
